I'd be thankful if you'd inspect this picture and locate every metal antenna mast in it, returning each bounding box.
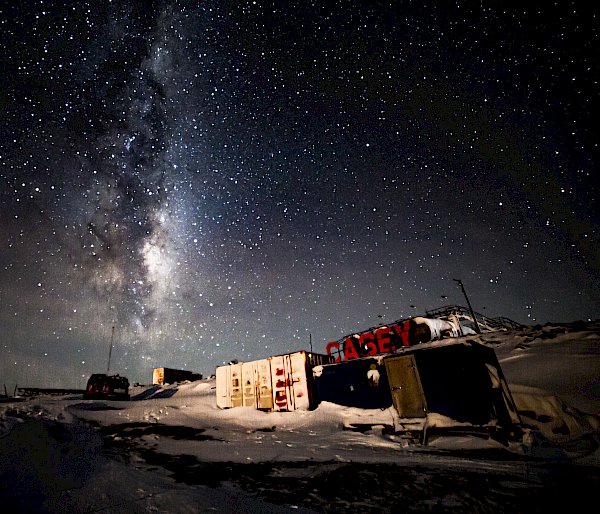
[107,325,115,375]
[453,279,481,334]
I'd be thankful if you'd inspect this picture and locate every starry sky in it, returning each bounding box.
[1,1,598,388]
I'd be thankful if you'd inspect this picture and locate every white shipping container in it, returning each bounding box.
[215,362,243,409]
[270,351,311,411]
[240,359,273,410]
[216,351,332,411]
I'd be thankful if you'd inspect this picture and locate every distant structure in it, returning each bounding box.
[152,367,202,385]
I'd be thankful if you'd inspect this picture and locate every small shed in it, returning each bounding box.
[312,339,521,443]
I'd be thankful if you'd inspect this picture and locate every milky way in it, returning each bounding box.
[1,1,598,387]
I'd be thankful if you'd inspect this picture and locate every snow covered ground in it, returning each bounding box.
[1,321,599,513]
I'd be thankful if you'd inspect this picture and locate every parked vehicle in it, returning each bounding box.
[83,373,130,400]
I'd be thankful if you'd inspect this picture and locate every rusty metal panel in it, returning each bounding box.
[152,368,165,385]
[384,355,427,418]
[288,351,310,411]
[255,358,274,410]
[270,355,291,411]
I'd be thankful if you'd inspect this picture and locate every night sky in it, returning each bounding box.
[1,1,598,388]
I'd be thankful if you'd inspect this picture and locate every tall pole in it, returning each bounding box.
[453,279,481,334]
[107,325,115,375]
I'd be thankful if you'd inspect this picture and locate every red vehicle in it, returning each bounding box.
[83,374,130,401]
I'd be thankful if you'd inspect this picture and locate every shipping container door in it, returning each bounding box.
[288,352,311,411]
[215,365,231,409]
[242,361,258,407]
[270,355,291,411]
[230,363,243,407]
[153,368,164,385]
[384,355,427,418]
[256,358,274,410]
